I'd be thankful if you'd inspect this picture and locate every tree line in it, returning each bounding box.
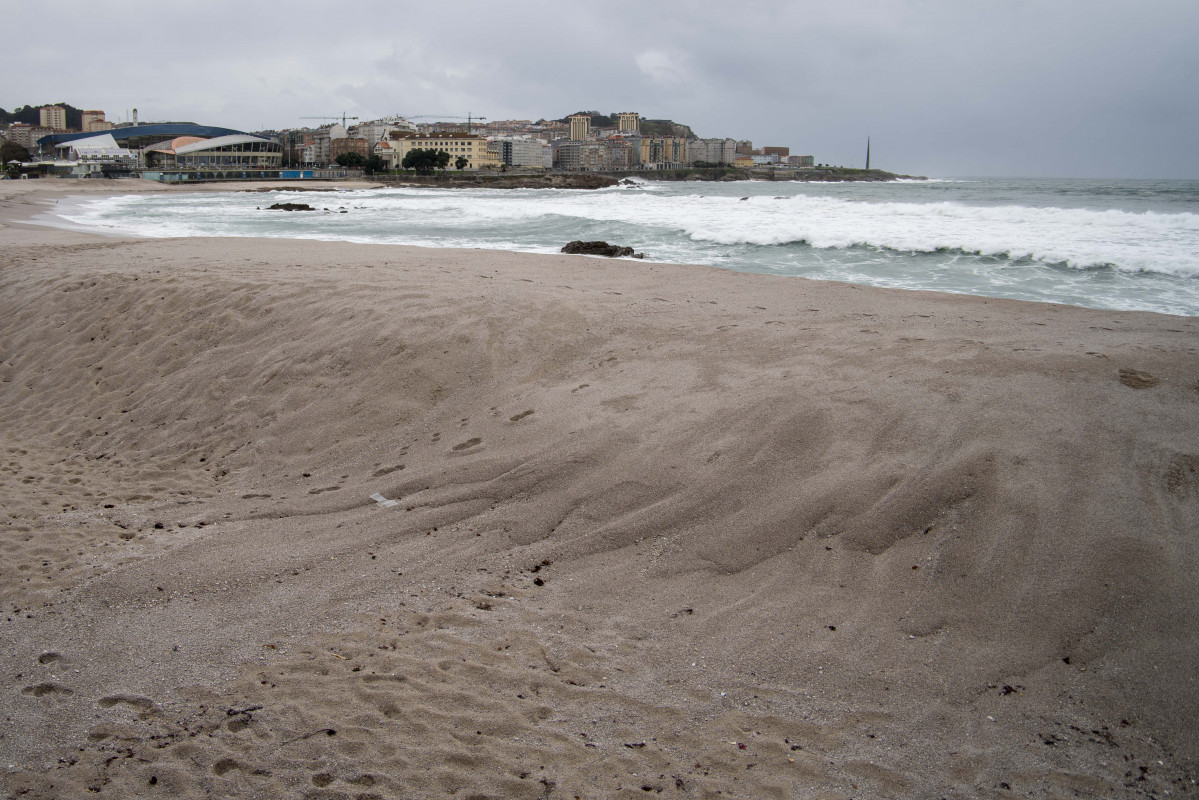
[1,103,85,129]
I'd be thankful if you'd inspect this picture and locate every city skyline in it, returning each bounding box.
[3,0,1197,179]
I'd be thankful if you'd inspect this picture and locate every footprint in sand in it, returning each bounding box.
[1119,368,1160,389]
[509,410,534,422]
[308,486,342,495]
[452,438,482,451]
[372,464,405,477]
[23,683,73,698]
[213,759,242,776]
[98,695,156,713]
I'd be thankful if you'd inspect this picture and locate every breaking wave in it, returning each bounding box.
[56,177,1199,315]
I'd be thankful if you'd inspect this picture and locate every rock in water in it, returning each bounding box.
[266,202,316,211]
[561,240,636,257]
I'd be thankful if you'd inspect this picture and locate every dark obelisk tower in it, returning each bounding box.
[866,137,871,170]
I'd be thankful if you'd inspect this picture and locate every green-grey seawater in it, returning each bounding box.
[61,177,1199,316]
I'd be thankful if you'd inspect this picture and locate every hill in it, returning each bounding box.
[558,111,697,139]
[0,103,85,129]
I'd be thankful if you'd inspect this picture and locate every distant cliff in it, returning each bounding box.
[754,166,925,182]
[638,119,697,139]
[368,167,923,190]
[605,166,925,182]
[372,172,618,189]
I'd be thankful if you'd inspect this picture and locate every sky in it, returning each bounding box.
[3,0,1197,178]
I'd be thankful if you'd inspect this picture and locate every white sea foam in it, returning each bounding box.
[662,197,1199,277]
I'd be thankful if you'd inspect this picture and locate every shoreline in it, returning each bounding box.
[0,179,385,245]
[6,179,1195,320]
[2,182,1197,797]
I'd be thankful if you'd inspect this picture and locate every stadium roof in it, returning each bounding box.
[37,123,246,149]
[53,133,124,155]
[144,136,206,154]
[174,134,274,154]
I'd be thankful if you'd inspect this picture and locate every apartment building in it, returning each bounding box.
[81,110,111,133]
[634,137,687,169]
[482,120,535,137]
[568,114,591,141]
[310,123,347,166]
[688,138,737,165]
[329,137,370,161]
[7,123,55,151]
[352,118,416,146]
[530,121,568,141]
[376,131,501,170]
[489,136,552,169]
[39,106,67,131]
[555,139,631,171]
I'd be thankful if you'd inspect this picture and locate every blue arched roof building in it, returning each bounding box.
[37,124,246,151]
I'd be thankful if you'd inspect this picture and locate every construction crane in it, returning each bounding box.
[299,113,359,128]
[395,113,487,134]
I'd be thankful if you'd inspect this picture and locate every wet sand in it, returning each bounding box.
[2,180,1197,798]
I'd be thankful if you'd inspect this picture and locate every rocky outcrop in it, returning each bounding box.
[561,241,644,258]
[604,166,926,183]
[777,168,926,182]
[266,202,316,211]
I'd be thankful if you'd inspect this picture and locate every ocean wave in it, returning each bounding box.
[54,182,1199,315]
[666,198,1199,278]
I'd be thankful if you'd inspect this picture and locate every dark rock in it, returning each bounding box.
[561,240,636,257]
[266,202,315,211]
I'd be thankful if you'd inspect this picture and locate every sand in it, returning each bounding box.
[1,179,1197,799]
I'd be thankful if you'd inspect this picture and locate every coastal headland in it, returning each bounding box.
[369,166,920,190]
[1,182,1196,798]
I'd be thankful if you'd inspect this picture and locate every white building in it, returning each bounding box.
[688,138,737,165]
[53,133,135,163]
[488,136,552,169]
[45,133,138,174]
[352,117,417,146]
[310,124,347,166]
[554,139,632,171]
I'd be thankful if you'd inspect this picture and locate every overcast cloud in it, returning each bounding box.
[4,0,1197,178]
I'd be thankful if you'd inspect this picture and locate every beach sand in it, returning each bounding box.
[1,180,1197,798]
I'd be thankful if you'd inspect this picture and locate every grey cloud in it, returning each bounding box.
[3,0,1196,177]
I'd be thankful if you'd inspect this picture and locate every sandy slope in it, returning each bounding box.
[1,183,1197,799]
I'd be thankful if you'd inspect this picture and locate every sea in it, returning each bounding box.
[57,177,1199,317]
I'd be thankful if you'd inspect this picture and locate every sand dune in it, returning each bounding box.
[1,183,1197,798]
